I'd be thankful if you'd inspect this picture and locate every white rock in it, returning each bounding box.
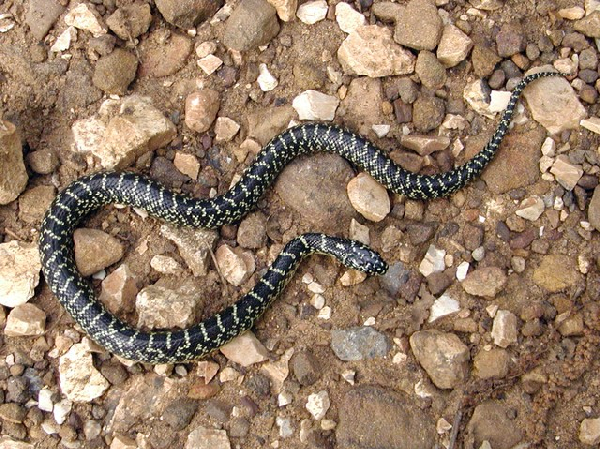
[0,241,42,307]
[550,154,583,190]
[4,303,45,337]
[214,117,241,142]
[464,79,494,119]
[337,25,416,77]
[38,388,54,412]
[346,172,390,222]
[293,90,339,121]
[257,63,279,91]
[197,54,223,75]
[371,124,390,137]
[488,90,511,113]
[278,391,293,406]
[50,26,77,52]
[72,117,106,154]
[150,255,181,274]
[580,418,600,445]
[456,261,469,281]
[554,56,578,76]
[539,155,554,173]
[419,244,446,277]
[185,426,231,449]
[340,269,367,286]
[541,136,556,156]
[136,281,200,329]
[558,6,585,19]
[260,348,293,394]
[160,225,218,276]
[215,244,255,286]
[311,294,325,309]
[59,343,110,402]
[111,435,137,449]
[317,306,331,319]
[297,0,328,24]
[491,310,518,348]
[195,41,217,58]
[84,420,102,440]
[516,196,545,221]
[53,399,72,424]
[276,416,294,437]
[64,3,107,37]
[581,117,600,135]
[306,390,330,420]
[220,331,269,367]
[335,2,366,33]
[428,293,460,323]
[436,24,473,67]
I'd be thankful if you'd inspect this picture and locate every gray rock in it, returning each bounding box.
[274,153,357,233]
[223,0,280,51]
[291,350,320,386]
[163,399,198,430]
[155,0,222,29]
[379,262,410,297]
[393,0,443,51]
[415,50,446,90]
[331,327,391,360]
[106,3,152,40]
[337,386,435,449]
[26,149,59,175]
[412,95,445,132]
[160,224,218,276]
[25,0,65,41]
[495,23,525,57]
[588,185,600,231]
[466,401,523,449]
[92,49,138,95]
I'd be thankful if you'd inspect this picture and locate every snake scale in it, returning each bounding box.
[39,72,558,363]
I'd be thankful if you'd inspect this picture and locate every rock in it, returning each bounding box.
[291,351,319,386]
[473,347,510,379]
[266,0,297,21]
[466,401,523,449]
[247,105,295,145]
[185,426,231,449]
[340,269,367,286]
[292,90,339,121]
[18,185,55,224]
[580,418,600,445]
[409,330,469,389]
[392,0,442,50]
[274,153,356,233]
[74,96,177,169]
[419,244,446,277]
[436,24,473,68]
[401,135,450,156]
[215,244,255,286]
[0,121,28,205]
[197,54,223,75]
[337,25,416,77]
[223,0,279,51]
[185,90,221,133]
[335,2,366,33]
[99,265,138,315]
[0,241,42,308]
[337,386,435,449]
[478,127,545,194]
[25,0,65,41]
[150,255,181,274]
[495,24,525,57]
[581,117,600,134]
[237,212,267,249]
[92,49,138,95]
[155,0,222,29]
[379,262,410,297]
[106,3,151,40]
[173,152,200,179]
[4,304,45,337]
[59,343,110,402]
[276,417,294,437]
[296,0,328,24]
[219,331,269,367]
[550,155,583,190]
[0,404,27,423]
[412,95,445,132]
[574,11,600,38]
[330,327,391,361]
[138,31,193,77]
[214,117,240,143]
[558,313,584,337]
[341,77,385,135]
[346,173,390,222]
[415,51,446,90]
[163,399,197,431]
[491,310,518,348]
[26,149,59,174]
[516,196,544,221]
[111,435,136,449]
[136,281,200,329]
[0,438,34,449]
[160,225,218,276]
[428,293,460,323]
[588,185,600,231]
[50,26,76,53]
[306,390,330,420]
[522,68,586,135]
[472,44,501,77]
[257,63,278,91]
[64,3,107,37]
[532,255,579,292]
[74,228,124,277]
[462,267,507,298]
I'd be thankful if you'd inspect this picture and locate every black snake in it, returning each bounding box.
[39,72,558,363]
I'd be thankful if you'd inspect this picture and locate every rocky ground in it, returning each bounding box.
[1,0,600,448]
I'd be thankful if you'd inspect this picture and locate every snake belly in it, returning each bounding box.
[39,72,558,363]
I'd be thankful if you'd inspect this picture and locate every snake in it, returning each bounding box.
[39,71,559,363]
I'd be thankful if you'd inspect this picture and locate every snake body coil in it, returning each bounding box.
[39,72,558,363]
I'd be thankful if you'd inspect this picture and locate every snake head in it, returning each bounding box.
[344,241,388,276]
